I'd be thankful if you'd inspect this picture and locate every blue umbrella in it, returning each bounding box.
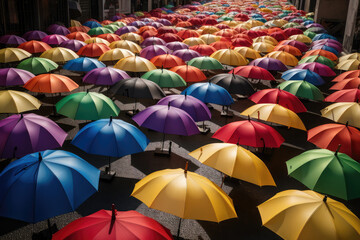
[282,69,325,86]
[0,150,99,223]
[312,33,337,41]
[181,83,234,106]
[311,45,339,56]
[63,57,106,72]
[83,21,102,29]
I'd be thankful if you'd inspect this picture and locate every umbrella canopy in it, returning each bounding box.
[258,190,360,240]
[286,149,360,200]
[165,41,189,51]
[72,118,149,157]
[0,48,31,63]
[40,47,79,63]
[63,57,105,72]
[109,40,142,53]
[66,32,91,41]
[131,167,237,222]
[132,105,199,136]
[336,59,360,71]
[18,40,51,54]
[157,94,211,122]
[0,90,41,113]
[302,49,338,61]
[189,44,217,56]
[59,39,87,52]
[41,34,69,45]
[210,49,248,66]
[188,56,223,70]
[0,113,67,158]
[114,56,156,72]
[141,69,186,88]
[330,77,360,90]
[140,45,170,60]
[325,89,360,102]
[241,103,306,131]
[282,69,324,86]
[56,91,120,120]
[332,70,360,82]
[110,77,165,100]
[298,55,335,68]
[212,119,284,148]
[321,102,360,128]
[0,150,99,223]
[23,31,48,41]
[24,74,79,93]
[265,51,298,66]
[229,65,275,80]
[249,57,287,72]
[0,68,34,86]
[173,49,202,62]
[83,67,130,86]
[234,47,261,60]
[52,208,173,240]
[277,80,324,101]
[77,43,110,57]
[181,83,234,106]
[169,65,206,83]
[189,143,276,186]
[17,57,58,75]
[150,54,186,68]
[294,62,336,77]
[208,73,255,96]
[98,48,135,62]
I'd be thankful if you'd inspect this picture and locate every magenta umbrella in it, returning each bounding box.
[115,26,138,35]
[295,62,336,77]
[83,67,130,85]
[47,24,70,36]
[0,68,35,86]
[173,49,201,61]
[59,39,87,52]
[0,35,26,45]
[0,113,67,158]
[140,45,170,60]
[311,39,342,48]
[280,40,308,52]
[141,37,166,47]
[23,31,48,41]
[249,57,288,71]
[165,41,189,52]
[41,34,69,45]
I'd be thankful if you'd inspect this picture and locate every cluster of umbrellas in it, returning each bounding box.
[0,0,360,239]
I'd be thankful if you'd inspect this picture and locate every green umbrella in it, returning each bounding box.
[286,148,360,200]
[17,57,58,75]
[56,91,120,120]
[164,4,174,8]
[104,24,120,32]
[188,56,223,70]
[220,16,233,21]
[298,55,335,68]
[277,80,324,101]
[110,22,126,28]
[282,22,299,28]
[141,69,186,88]
[304,31,316,39]
[87,27,113,36]
[215,11,225,16]
[278,13,288,18]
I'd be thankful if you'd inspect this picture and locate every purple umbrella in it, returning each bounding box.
[140,45,170,60]
[83,67,130,85]
[281,40,308,52]
[312,39,342,47]
[173,49,201,61]
[0,35,26,45]
[147,22,164,29]
[249,57,288,71]
[0,113,67,159]
[0,68,35,86]
[41,34,69,45]
[142,18,154,23]
[165,41,189,52]
[59,39,86,52]
[129,21,147,28]
[141,37,166,47]
[305,23,323,28]
[111,15,122,21]
[157,94,211,122]
[157,19,172,26]
[311,43,342,53]
[295,62,336,77]
[115,26,138,36]
[23,31,48,41]
[47,24,70,36]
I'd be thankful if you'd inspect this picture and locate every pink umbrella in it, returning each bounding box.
[295,62,336,77]
[42,34,69,45]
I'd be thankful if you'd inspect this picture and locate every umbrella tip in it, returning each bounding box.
[20,113,23,119]
[38,152,42,161]
[110,116,113,123]
[346,121,348,127]
[335,144,341,156]
[247,115,250,121]
[184,160,189,173]
[323,195,327,203]
[184,91,187,98]
[168,102,171,109]
[111,204,117,220]
[86,89,89,93]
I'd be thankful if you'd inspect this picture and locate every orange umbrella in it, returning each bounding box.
[97,33,121,43]
[169,65,206,82]
[265,51,298,66]
[332,70,360,82]
[177,30,200,39]
[141,30,158,39]
[68,26,90,33]
[18,40,51,54]
[77,43,110,57]
[176,21,193,28]
[190,44,217,56]
[138,26,157,34]
[209,40,232,50]
[273,45,302,57]
[302,49,338,61]
[66,32,91,42]
[24,73,78,93]
[150,54,185,68]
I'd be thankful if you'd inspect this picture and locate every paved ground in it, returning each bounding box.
[0,69,360,240]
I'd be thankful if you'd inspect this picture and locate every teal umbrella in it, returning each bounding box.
[141,69,186,88]
[277,80,324,101]
[17,57,58,75]
[286,148,360,200]
[188,56,223,70]
[298,55,335,68]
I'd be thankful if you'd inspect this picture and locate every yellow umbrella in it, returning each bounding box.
[84,37,110,46]
[109,40,142,54]
[252,38,276,46]
[335,59,360,71]
[131,166,237,222]
[253,36,278,45]
[199,34,221,44]
[252,42,275,53]
[200,26,220,35]
[321,102,360,128]
[265,51,299,66]
[0,90,41,113]
[288,34,312,44]
[266,19,285,27]
[245,20,264,28]
[210,49,248,66]
[70,19,82,27]
[241,103,306,131]
[114,56,156,72]
[339,53,360,62]
[189,143,276,187]
[234,47,261,59]
[183,37,206,46]
[40,47,79,63]
[120,32,144,44]
[258,190,360,240]
[98,48,135,62]
[236,23,251,30]
[0,48,31,63]
[221,20,241,27]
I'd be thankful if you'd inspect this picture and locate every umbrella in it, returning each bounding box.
[17,57,59,75]
[330,77,360,90]
[141,37,166,47]
[142,69,186,88]
[282,69,325,86]
[241,103,306,131]
[66,32,91,41]
[302,49,338,61]
[311,44,339,56]
[298,55,335,68]
[308,123,360,161]
[114,56,156,72]
[165,41,189,51]
[208,73,255,96]
[187,56,223,70]
[277,79,323,100]
[212,119,284,148]
[199,34,222,45]
[40,47,79,63]
[0,90,41,113]
[109,40,142,53]
[97,33,121,43]
[229,65,275,80]
[325,89,360,102]
[321,102,360,128]
[0,48,31,63]
[279,39,308,52]
[18,40,52,54]
[288,34,312,43]
[87,27,113,36]
[233,47,261,60]
[210,49,248,66]
[294,62,336,77]
[173,49,202,61]
[150,54,185,68]
[258,190,360,240]
[52,207,173,240]
[56,91,120,120]
[0,35,25,45]
[249,88,307,113]
[98,48,135,62]
[140,45,170,60]
[336,59,360,71]
[333,70,360,82]
[23,31,48,41]
[0,150,99,223]
[41,34,69,45]
[0,68,34,86]
[189,44,217,56]
[83,67,130,86]
[24,74,79,93]
[59,39,87,52]
[273,45,302,56]
[77,43,110,57]
[63,57,105,72]
[115,26,138,35]
[183,37,206,46]
[120,32,144,44]
[83,21,102,29]
[169,65,206,83]
[47,24,70,35]
[286,148,360,200]
[265,51,298,66]
[249,57,288,71]
[0,113,67,158]
[189,143,276,186]
[339,53,360,62]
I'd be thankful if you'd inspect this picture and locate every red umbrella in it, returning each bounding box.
[231,37,252,47]
[332,70,360,82]
[98,33,121,43]
[209,40,232,50]
[157,27,178,35]
[308,123,360,161]
[52,205,173,240]
[177,30,200,39]
[150,54,185,68]
[169,65,206,82]
[212,119,285,148]
[18,40,51,54]
[203,18,218,25]
[189,44,217,56]
[330,77,360,90]
[269,31,288,42]
[325,89,360,102]
[66,32,91,42]
[273,45,302,56]
[232,34,252,41]
[188,18,203,26]
[215,24,231,30]
[157,33,182,43]
[68,26,90,33]
[176,21,193,28]
[302,49,338,61]
[249,88,307,113]
[77,43,110,57]
[283,28,303,36]
[142,30,158,39]
[229,66,275,81]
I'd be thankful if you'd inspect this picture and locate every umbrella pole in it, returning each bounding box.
[161,133,166,150]
[108,156,111,173]
[220,172,226,188]
[177,218,182,239]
